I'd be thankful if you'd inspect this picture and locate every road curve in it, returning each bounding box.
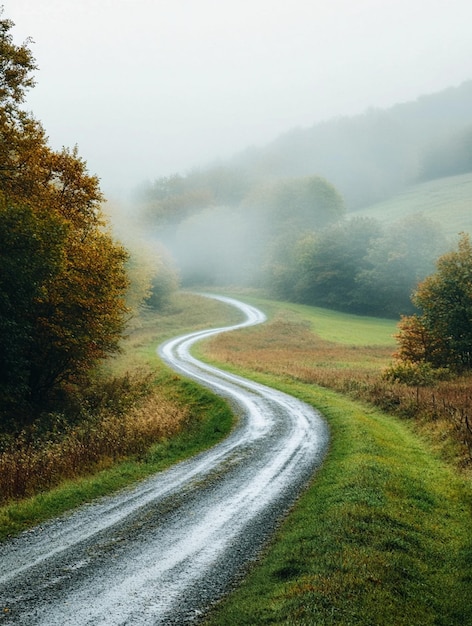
[0,294,329,625]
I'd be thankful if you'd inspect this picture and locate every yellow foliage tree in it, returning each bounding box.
[0,12,129,425]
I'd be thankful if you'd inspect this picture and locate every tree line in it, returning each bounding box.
[138,166,450,319]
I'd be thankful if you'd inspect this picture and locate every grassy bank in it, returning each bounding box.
[205,380,472,625]
[0,374,233,542]
[199,295,472,625]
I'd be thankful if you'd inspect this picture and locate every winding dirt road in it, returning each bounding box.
[0,294,329,625]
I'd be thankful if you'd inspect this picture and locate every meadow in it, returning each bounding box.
[201,294,472,468]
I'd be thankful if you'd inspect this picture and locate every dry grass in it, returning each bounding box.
[0,292,241,505]
[202,313,472,471]
[203,315,392,384]
[0,391,189,504]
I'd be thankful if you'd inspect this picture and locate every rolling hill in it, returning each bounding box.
[352,171,472,237]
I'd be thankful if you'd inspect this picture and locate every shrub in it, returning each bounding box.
[383,360,450,387]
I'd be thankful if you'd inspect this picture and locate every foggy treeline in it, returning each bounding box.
[135,82,472,318]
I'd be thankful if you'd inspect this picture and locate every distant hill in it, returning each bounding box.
[138,84,472,315]
[353,172,472,237]
[139,81,472,236]
[227,80,472,209]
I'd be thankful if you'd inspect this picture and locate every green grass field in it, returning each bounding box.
[236,294,397,346]
[204,379,472,626]
[352,172,472,237]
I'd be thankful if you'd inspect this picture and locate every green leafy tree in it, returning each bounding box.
[252,176,345,298]
[292,217,381,309]
[395,233,472,372]
[355,214,447,317]
[0,199,66,420]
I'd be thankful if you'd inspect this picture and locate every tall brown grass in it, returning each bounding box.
[0,387,189,504]
[0,293,244,506]
[203,315,472,470]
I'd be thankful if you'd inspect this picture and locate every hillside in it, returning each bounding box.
[138,81,472,215]
[352,172,472,237]
[136,83,472,315]
[227,80,472,209]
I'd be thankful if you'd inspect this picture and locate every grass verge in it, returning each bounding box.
[0,373,233,542]
[198,295,472,625]
[203,373,472,626]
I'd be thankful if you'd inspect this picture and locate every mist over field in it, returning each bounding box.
[120,80,470,319]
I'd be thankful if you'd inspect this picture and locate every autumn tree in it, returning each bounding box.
[394,233,472,372]
[0,12,129,426]
[123,241,179,314]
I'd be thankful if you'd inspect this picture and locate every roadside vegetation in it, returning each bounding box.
[199,294,472,625]
[1,285,471,621]
[0,294,240,540]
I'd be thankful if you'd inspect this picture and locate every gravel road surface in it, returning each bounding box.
[0,294,329,625]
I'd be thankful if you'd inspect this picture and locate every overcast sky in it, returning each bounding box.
[4,0,472,197]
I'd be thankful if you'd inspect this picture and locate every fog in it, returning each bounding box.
[4,0,472,197]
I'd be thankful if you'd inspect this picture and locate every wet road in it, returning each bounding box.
[0,294,329,625]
